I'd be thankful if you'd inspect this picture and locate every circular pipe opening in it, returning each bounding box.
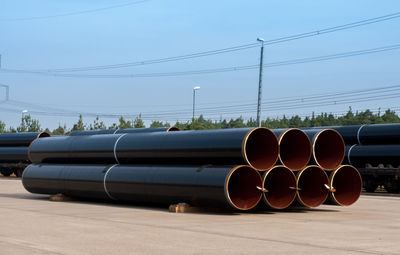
[226,166,262,210]
[262,166,297,209]
[331,165,362,206]
[38,132,51,138]
[244,128,278,170]
[297,166,329,208]
[166,126,180,132]
[279,129,312,171]
[313,129,345,170]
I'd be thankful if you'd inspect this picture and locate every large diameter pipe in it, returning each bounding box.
[326,165,362,206]
[303,129,345,170]
[261,166,297,209]
[28,134,123,164]
[69,127,179,136]
[0,132,50,147]
[22,164,263,211]
[302,123,400,145]
[295,165,330,208]
[273,128,312,171]
[344,144,400,168]
[116,127,279,171]
[0,147,29,163]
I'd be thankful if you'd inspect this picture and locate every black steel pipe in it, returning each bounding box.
[29,134,123,164]
[273,128,312,171]
[0,132,50,147]
[344,144,400,168]
[116,128,279,171]
[303,129,345,170]
[22,164,263,211]
[261,165,297,209]
[69,127,179,136]
[0,147,29,163]
[326,165,362,206]
[295,165,329,208]
[303,123,400,145]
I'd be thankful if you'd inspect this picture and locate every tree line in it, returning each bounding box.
[0,108,399,135]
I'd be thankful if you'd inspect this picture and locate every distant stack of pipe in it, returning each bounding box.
[22,126,362,211]
[272,128,362,208]
[303,123,400,168]
[0,132,51,177]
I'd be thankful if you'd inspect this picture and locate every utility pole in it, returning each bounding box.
[256,38,264,127]
[192,86,200,124]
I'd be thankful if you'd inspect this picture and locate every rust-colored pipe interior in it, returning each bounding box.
[331,165,362,206]
[38,132,51,138]
[313,129,345,170]
[297,166,329,208]
[227,166,262,210]
[263,166,297,209]
[244,128,278,170]
[279,129,312,171]
[166,127,180,132]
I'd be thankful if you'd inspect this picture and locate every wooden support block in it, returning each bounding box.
[168,203,228,213]
[49,193,75,202]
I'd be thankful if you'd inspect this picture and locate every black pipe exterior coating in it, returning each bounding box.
[69,127,179,136]
[29,128,278,170]
[303,123,400,145]
[116,128,279,170]
[28,134,123,164]
[272,128,312,171]
[22,164,263,211]
[0,147,29,163]
[326,165,362,206]
[303,129,345,170]
[295,165,330,208]
[0,132,50,147]
[261,166,297,209]
[344,144,400,168]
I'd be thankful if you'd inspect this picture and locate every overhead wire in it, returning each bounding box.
[2,11,400,72]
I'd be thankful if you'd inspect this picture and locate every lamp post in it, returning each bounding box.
[256,37,264,127]
[22,109,28,119]
[192,86,200,123]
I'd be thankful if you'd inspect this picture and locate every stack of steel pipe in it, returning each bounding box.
[272,128,362,208]
[0,132,51,177]
[22,126,362,211]
[23,127,280,211]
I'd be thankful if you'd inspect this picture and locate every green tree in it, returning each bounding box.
[17,115,41,132]
[71,115,85,131]
[133,114,145,128]
[89,116,106,130]
[0,120,5,133]
[150,120,170,128]
[52,124,67,135]
[118,116,133,129]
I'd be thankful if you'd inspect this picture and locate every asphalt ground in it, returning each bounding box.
[0,177,399,255]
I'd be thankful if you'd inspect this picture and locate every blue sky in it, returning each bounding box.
[0,0,399,129]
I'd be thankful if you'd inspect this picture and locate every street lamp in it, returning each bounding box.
[256,37,264,127]
[192,86,200,122]
[22,109,28,119]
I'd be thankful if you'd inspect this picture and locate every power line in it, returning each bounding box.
[0,0,150,21]
[2,83,399,119]
[4,11,400,72]
[2,44,398,78]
